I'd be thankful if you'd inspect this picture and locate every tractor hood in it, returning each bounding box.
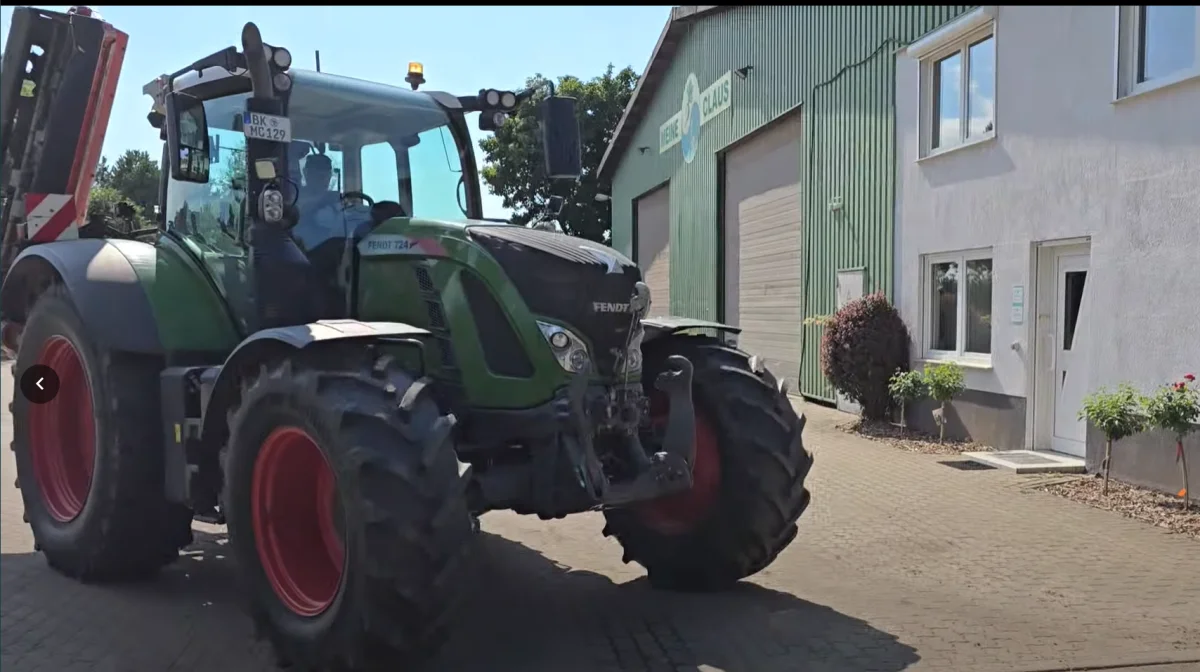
[464,224,643,376]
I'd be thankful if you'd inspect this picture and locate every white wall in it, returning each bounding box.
[895,5,1200,402]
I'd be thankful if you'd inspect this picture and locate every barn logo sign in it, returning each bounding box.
[658,70,732,163]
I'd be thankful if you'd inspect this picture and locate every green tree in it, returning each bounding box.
[94,155,112,187]
[1144,375,1199,510]
[1079,383,1147,495]
[924,362,965,441]
[888,369,928,429]
[101,149,161,211]
[478,65,638,242]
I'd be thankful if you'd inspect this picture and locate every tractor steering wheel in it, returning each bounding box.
[340,191,375,209]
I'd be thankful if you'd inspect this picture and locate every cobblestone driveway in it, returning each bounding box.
[3,363,1199,671]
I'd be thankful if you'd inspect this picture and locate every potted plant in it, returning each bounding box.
[888,369,927,429]
[923,362,965,441]
[1144,374,1199,510]
[1078,384,1146,496]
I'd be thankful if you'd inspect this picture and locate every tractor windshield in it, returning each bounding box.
[283,70,471,251]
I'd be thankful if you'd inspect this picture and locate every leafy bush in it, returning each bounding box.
[1144,374,1199,509]
[924,362,965,403]
[923,362,965,440]
[820,292,912,421]
[1145,375,1200,439]
[888,369,927,428]
[1079,383,1147,495]
[1079,384,1146,443]
[888,369,927,403]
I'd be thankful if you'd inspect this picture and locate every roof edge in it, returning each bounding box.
[596,5,734,184]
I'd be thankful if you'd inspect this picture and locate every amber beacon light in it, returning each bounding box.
[405,62,426,91]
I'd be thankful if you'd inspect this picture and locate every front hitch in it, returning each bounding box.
[653,355,696,466]
[603,355,696,507]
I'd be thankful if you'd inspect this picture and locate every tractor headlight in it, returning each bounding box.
[538,321,591,374]
[259,187,284,223]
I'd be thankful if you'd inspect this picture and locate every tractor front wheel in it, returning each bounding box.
[223,357,475,671]
[10,285,193,581]
[603,335,813,591]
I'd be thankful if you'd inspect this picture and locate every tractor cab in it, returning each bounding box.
[146,30,582,331]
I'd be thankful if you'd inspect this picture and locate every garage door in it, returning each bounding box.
[635,184,671,317]
[722,114,803,390]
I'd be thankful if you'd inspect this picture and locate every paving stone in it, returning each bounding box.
[2,366,1198,671]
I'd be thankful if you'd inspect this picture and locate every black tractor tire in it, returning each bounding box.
[10,284,193,582]
[223,356,476,671]
[603,335,813,592]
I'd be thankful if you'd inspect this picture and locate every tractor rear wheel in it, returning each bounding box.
[603,335,813,591]
[223,357,475,671]
[10,285,193,581]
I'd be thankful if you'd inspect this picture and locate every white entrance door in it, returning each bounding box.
[834,269,865,415]
[1051,253,1090,456]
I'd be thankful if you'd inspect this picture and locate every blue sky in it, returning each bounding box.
[0,5,669,217]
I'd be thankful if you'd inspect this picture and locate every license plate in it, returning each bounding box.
[242,112,292,143]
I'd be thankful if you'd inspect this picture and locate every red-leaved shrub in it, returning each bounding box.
[820,291,912,421]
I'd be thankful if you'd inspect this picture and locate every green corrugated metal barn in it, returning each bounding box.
[598,4,972,402]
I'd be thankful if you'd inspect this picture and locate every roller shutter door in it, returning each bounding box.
[635,184,671,317]
[722,114,803,390]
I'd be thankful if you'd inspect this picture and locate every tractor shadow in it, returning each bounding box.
[0,527,918,672]
[431,531,920,672]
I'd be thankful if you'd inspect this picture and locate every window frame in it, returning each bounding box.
[1114,5,1200,100]
[922,248,995,365]
[914,13,997,159]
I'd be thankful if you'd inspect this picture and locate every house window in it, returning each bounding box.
[917,18,996,157]
[924,251,994,362]
[1117,5,1200,98]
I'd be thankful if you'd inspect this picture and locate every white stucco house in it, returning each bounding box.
[893,5,1200,492]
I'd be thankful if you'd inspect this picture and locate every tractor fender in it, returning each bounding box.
[641,316,741,345]
[1,239,163,353]
[199,320,432,449]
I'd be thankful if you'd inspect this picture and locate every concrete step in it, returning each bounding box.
[961,449,1086,474]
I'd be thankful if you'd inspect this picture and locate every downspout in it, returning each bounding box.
[800,37,907,398]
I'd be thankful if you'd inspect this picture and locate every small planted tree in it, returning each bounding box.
[1078,384,1146,496]
[888,369,927,429]
[819,292,912,421]
[923,362,965,441]
[1144,374,1199,510]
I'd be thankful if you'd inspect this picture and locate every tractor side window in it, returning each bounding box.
[408,126,463,220]
[163,91,254,331]
[355,128,464,221]
[164,92,251,256]
[361,141,404,212]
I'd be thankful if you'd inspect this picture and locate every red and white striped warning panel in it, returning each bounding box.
[24,193,79,242]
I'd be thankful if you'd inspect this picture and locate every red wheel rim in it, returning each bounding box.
[28,336,96,523]
[635,393,722,535]
[251,427,344,617]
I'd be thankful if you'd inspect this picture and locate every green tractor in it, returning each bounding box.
[2,17,812,671]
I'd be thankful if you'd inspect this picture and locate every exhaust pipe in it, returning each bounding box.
[241,22,274,100]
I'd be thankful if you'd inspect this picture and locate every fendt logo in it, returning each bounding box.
[593,301,631,313]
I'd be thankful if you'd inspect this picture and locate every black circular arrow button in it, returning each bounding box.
[20,364,60,405]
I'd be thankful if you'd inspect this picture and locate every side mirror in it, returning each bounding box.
[165,92,211,183]
[539,96,582,180]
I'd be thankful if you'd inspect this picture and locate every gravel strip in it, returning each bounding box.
[1034,475,1200,540]
[836,418,992,456]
